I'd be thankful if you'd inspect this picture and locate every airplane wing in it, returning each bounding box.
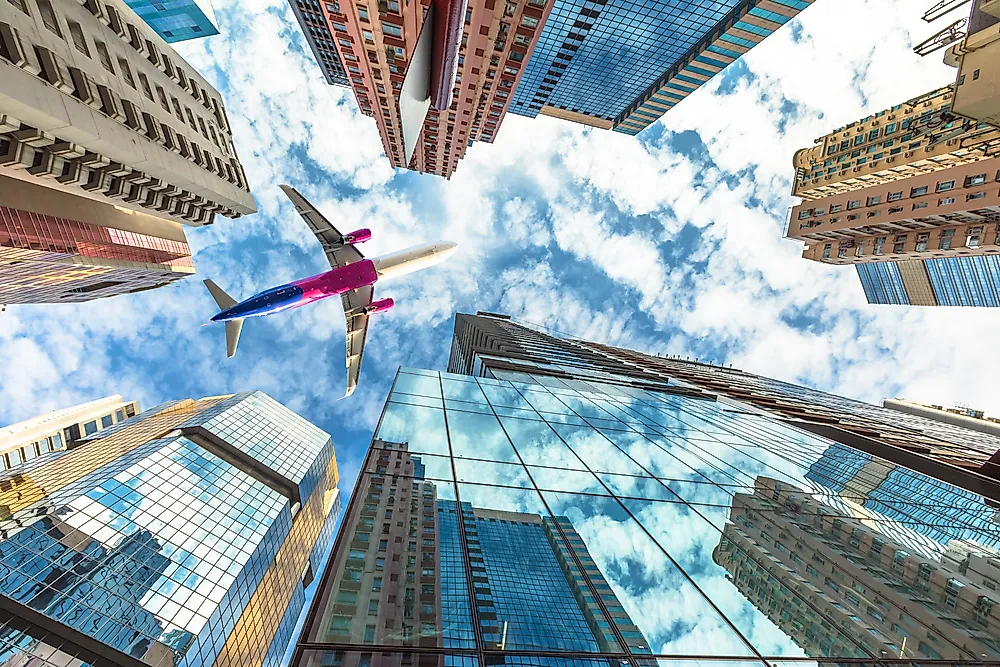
[279,184,364,269]
[341,285,374,398]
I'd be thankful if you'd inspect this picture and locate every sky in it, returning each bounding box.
[0,0,994,545]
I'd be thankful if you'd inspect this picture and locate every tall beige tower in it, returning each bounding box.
[0,0,255,226]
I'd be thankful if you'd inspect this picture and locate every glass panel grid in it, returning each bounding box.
[304,369,1000,666]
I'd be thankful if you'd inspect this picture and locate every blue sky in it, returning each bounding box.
[0,0,993,525]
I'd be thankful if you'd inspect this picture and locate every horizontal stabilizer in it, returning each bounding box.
[225,318,244,358]
[204,279,237,310]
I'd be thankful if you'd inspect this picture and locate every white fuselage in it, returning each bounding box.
[372,242,458,280]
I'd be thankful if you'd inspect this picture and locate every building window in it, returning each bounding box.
[893,235,907,253]
[967,226,983,248]
[939,228,955,250]
[910,185,928,197]
[83,420,98,435]
[37,0,62,36]
[887,191,902,202]
[68,21,89,56]
[847,200,861,210]
[936,180,955,192]
[866,196,881,206]
[874,237,886,255]
[915,233,929,252]
[939,197,955,206]
[520,15,539,27]
[830,204,842,213]
[381,22,402,38]
[100,415,113,428]
[966,173,987,187]
[822,243,831,259]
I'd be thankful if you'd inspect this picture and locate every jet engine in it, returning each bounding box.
[363,298,395,315]
[343,229,372,244]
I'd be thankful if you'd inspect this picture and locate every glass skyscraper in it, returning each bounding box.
[0,391,341,667]
[857,256,1000,307]
[509,0,816,134]
[123,0,220,42]
[292,313,1000,667]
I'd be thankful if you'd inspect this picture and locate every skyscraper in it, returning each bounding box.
[449,312,1000,501]
[509,0,816,135]
[0,394,139,469]
[0,391,341,667]
[0,175,196,304]
[786,86,1000,307]
[123,0,220,42]
[292,313,999,667]
[1,0,255,226]
[294,0,814,177]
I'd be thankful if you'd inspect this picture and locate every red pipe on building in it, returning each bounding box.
[430,0,468,110]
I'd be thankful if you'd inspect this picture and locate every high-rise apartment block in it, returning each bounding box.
[0,0,255,226]
[297,0,814,177]
[292,313,999,666]
[0,175,196,303]
[0,393,138,469]
[947,0,1000,128]
[123,0,220,42]
[786,83,1000,306]
[0,391,341,667]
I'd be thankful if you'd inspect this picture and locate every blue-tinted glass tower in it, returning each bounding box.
[124,0,220,42]
[509,0,816,134]
[857,256,1000,307]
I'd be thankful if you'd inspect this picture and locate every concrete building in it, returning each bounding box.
[713,477,1000,660]
[790,87,997,202]
[297,0,814,177]
[884,398,1000,436]
[0,393,138,470]
[123,0,220,42]
[786,80,1000,306]
[0,391,341,667]
[947,0,1000,129]
[0,0,255,227]
[0,174,197,303]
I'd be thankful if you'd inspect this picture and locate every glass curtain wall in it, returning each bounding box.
[296,368,1000,667]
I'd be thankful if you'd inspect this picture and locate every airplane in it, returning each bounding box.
[204,184,458,397]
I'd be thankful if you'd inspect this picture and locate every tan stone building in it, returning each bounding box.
[0,0,255,226]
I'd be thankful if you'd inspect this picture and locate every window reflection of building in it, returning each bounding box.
[307,440,650,667]
[440,502,650,663]
[0,391,341,667]
[713,476,1000,661]
[805,443,1000,558]
[312,441,450,667]
[448,313,1000,502]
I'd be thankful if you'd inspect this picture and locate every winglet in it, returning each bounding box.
[204,279,237,310]
[225,319,244,359]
